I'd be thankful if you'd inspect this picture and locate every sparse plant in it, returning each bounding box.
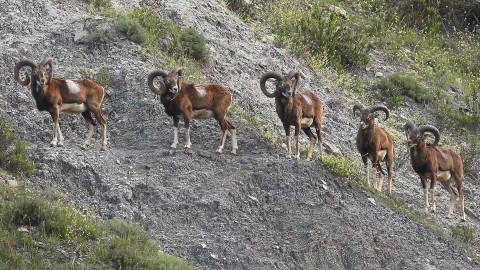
[179,28,210,62]
[460,133,480,174]
[116,15,148,44]
[451,224,474,244]
[377,73,433,104]
[0,120,34,176]
[87,0,113,13]
[79,26,112,45]
[319,154,356,179]
[79,67,112,88]
[116,8,210,64]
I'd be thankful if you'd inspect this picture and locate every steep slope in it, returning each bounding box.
[0,0,478,269]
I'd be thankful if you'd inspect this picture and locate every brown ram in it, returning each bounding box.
[353,103,393,195]
[14,58,107,150]
[260,71,323,160]
[147,68,237,153]
[404,121,465,221]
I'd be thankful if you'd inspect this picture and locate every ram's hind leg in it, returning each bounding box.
[226,120,237,154]
[302,127,316,161]
[314,116,323,158]
[443,182,458,219]
[81,111,96,149]
[92,109,107,151]
[216,118,228,153]
[455,173,466,221]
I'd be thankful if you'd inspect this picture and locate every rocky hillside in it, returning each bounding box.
[1,0,479,269]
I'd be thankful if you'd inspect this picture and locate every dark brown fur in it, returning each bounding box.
[406,123,465,221]
[354,104,394,195]
[260,71,323,160]
[14,58,107,150]
[147,68,237,153]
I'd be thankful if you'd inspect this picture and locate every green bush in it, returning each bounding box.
[0,121,34,176]
[179,28,210,62]
[117,15,148,44]
[384,0,480,32]
[319,154,356,179]
[116,8,210,63]
[270,3,370,69]
[377,73,433,104]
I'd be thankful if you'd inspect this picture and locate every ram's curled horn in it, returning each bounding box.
[369,105,390,120]
[352,103,365,116]
[260,72,283,98]
[287,70,301,95]
[418,125,440,147]
[40,58,54,84]
[147,70,169,96]
[404,121,416,140]
[173,67,183,77]
[13,59,36,86]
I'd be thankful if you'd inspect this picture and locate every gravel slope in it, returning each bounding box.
[0,0,478,269]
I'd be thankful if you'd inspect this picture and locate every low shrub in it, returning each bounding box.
[377,73,433,105]
[87,0,113,13]
[451,224,474,244]
[116,8,210,63]
[116,15,148,44]
[319,154,358,179]
[0,121,34,176]
[79,67,112,88]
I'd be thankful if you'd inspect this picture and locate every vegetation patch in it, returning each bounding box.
[451,224,474,244]
[231,104,280,145]
[0,185,193,270]
[79,67,112,88]
[376,73,433,106]
[87,0,113,13]
[0,121,34,176]
[318,154,362,182]
[116,8,210,63]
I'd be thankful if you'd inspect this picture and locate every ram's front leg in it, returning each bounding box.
[183,113,192,149]
[171,116,179,148]
[49,109,62,147]
[293,123,300,159]
[284,123,291,158]
[421,176,430,213]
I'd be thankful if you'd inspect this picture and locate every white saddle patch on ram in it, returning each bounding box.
[300,117,314,128]
[437,171,452,182]
[66,80,81,94]
[192,109,215,120]
[301,94,313,105]
[61,103,87,114]
[196,86,207,97]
